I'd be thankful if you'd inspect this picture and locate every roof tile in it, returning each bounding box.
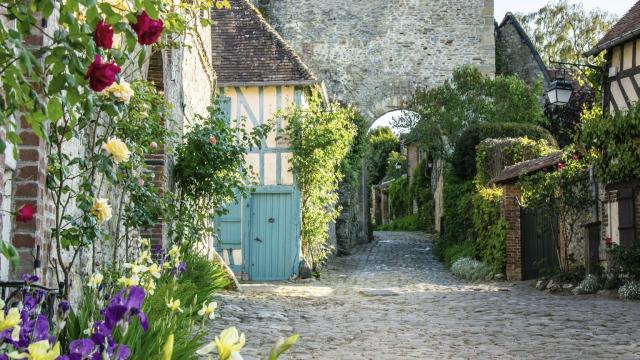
[211,0,317,86]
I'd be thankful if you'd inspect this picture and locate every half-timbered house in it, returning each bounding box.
[211,0,318,280]
[585,1,640,253]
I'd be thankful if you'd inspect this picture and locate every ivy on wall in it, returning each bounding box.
[581,105,640,184]
[283,92,357,270]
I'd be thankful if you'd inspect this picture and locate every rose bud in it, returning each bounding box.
[94,19,114,49]
[137,178,145,187]
[208,136,217,145]
[150,141,158,149]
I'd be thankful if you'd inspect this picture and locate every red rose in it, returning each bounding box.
[94,20,114,49]
[85,55,120,92]
[557,163,565,171]
[131,11,164,45]
[16,204,35,222]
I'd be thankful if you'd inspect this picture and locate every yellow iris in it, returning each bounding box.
[166,298,183,313]
[8,340,61,360]
[0,307,21,332]
[197,301,218,320]
[91,198,113,224]
[102,137,131,164]
[197,327,245,360]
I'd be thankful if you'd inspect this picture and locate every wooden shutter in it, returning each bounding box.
[618,187,636,247]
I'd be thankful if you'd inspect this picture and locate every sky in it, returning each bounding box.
[494,0,635,21]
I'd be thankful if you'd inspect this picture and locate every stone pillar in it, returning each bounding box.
[12,116,50,280]
[141,153,168,248]
[501,184,522,281]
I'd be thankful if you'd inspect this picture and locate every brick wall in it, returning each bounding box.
[501,184,522,280]
[9,27,52,281]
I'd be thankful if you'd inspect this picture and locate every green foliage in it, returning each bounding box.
[519,148,593,271]
[396,66,543,158]
[517,0,616,88]
[581,105,640,184]
[608,244,640,281]
[385,151,407,180]
[453,122,556,181]
[410,160,434,231]
[0,242,18,270]
[374,214,420,231]
[340,112,368,187]
[437,242,476,268]
[442,170,474,245]
[388,176,411,219]
[172,102,270,246]
[366,126,399,185]
[472,187,507,274]
[284,92,356,270]
[66,252,229,360]
[475,136,557,185]
[451,257,492,281]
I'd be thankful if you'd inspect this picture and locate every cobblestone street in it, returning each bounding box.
[208,232,640,359]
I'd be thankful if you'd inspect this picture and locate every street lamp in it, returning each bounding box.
[546,77,573,106]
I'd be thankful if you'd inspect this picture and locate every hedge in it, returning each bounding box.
[452,122,556,180]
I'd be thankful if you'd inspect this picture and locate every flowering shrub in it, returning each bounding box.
[451,257,492,281]
[619,281,640,300]
[573,274,601,295]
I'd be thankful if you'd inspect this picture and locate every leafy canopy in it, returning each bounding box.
[396,66,543,159]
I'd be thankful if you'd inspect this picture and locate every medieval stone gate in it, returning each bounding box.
[251,0,496,250]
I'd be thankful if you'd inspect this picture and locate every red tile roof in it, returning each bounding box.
[210,0,317,86]
[586,0,640,56]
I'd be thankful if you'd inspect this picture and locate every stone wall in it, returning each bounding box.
[255,0,495,122]
[495,14,549,87]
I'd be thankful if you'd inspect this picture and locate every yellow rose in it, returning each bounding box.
[91,198,112,223]
[105,81,134,103]
[102,137,131,164]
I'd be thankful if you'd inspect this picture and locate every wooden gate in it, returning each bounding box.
[520,207,560,280]
[245,189,300,281]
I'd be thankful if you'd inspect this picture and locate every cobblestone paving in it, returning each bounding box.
[207,232,640,359]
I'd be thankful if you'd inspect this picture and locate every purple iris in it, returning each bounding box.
[62,339,97,360]
[21,273,39,283]
[56,300,71,321]
[103,286,148,332]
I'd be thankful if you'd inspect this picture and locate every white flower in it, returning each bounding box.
[88,272,104,289]
[197,301,217,320]
[166,298,183,313]
[147,263,161,279]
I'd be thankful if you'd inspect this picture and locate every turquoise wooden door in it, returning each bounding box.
[247,191,299,280]
[215,200,243,273]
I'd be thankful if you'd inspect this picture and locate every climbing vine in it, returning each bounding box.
[519,147,593,271]
[581,105,640,184]
[283,91,356,270]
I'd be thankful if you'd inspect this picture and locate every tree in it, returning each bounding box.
[396,65,543,159]
[366,126,400,186]
[517,0,617,87]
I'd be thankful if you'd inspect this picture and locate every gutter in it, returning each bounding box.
[217,80,318,87]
